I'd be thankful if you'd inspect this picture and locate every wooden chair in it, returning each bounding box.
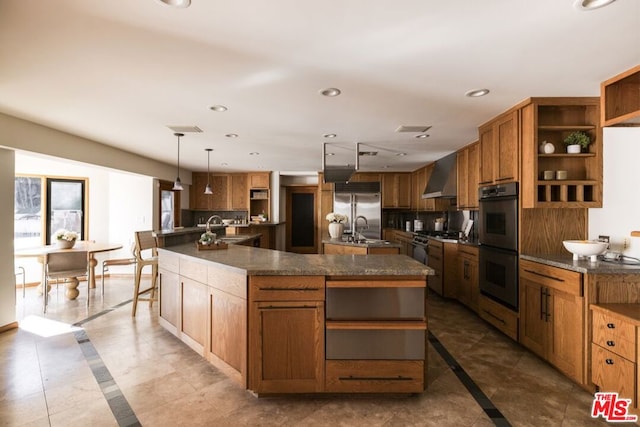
[132,231,158,316]
[43,251,89,313]
[101,243,136,295]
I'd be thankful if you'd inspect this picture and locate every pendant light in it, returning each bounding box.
[204,148,213,194]
[172,132,184,191]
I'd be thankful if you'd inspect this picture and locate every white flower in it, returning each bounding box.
[54,229,78,241]
[326,212,348,224]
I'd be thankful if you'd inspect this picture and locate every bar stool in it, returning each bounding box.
[131,230,158,316]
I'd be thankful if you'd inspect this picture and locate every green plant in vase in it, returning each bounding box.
[563,131,591,154]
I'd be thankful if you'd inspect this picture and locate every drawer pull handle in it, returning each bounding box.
[605,359,614,365]
[259,287,320,291]
[339,376,412,382]
[606,323,616,329]
[606,340,615,347]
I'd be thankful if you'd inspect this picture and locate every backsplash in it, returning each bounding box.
[182,210,248,227]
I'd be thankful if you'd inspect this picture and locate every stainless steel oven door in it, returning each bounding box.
[478,194,518,252]
[479,245,519,310]
[411,243,427,264]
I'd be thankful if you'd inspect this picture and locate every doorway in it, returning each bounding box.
[286,186,317,253]
[158,180,180,230]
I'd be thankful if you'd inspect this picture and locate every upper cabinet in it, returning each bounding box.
[520,97,602,209]
[382,173,411,209]
[190,172,249,211]
[248,172,270,189]
[349,172,381,183]
[456,141,479,211]
[478,109,519,186]
[248,172,271,219]
[601,64,640,127]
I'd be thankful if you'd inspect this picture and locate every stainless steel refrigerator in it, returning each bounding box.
[333,182,381,240]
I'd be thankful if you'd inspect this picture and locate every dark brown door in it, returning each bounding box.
[286,186,317,253]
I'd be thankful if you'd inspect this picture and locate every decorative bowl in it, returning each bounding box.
[56,239,76,249]
[222,219,234,225]
[562,240,608,262]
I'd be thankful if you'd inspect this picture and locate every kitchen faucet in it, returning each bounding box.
[205,215,222,232]
[353,215,368,241]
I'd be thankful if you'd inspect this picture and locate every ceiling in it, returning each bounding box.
[0,0,638,175]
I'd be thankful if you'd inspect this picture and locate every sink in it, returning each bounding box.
[218,236,248,243]
[349,239,390,245]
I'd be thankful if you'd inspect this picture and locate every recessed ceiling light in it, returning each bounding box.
[396,152,407,157]
[323,133,337,138]
[225,133,238,138]
[465,89,490,98]
[573,0,616,10]
[326,152,335,156]
[209,105,228,112]
[415,134,430,139]
[249,152,259,156]
[320,87,341,97]
[155,0,191,8]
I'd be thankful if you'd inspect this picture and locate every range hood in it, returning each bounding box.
[422,152,457,198]
[323,165,355,183]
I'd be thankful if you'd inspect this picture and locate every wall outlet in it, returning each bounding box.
[623,238,630,250]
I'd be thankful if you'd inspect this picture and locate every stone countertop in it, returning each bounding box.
[322,238,402,248]
[520,253,640,274]
[160,243,433,276]
[227,221,285,227]
[427,236,459,244]
[154,226,225,237]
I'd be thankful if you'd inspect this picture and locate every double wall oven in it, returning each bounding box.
[478,182,519,311]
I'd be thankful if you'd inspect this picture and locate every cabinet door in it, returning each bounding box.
[478,123,494,185]
[443,242,458,299]
[382,174,396,207]
[209,288,246,384]
[411,170,419,211]
[181,277,208,353]
[249,301,324,393]
[248,172,270,189]
[457,149,469,209]
[467,142,480,210]
[230,174,248,210]
[382,173,411,208]
[397,173,412,208]
[548,288,584,383]
[159,268,179,333]
[190,172,211,210]
[519,277,548,358]
[457,256,471,306]
[494,110,519,183]
[211,174,230,210]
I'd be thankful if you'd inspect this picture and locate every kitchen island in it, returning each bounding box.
[322,238,401,254]
[158,243,432,395]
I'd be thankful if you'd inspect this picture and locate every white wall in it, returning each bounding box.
[588,127,640,258]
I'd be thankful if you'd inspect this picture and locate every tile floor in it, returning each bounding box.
[0,276,618,427]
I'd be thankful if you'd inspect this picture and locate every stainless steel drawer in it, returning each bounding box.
[326,287,425,320]
[326,329,425,360]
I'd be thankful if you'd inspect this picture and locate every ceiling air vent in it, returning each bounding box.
[166,125,203,133]
[395,125,432,133]
[358,151,378,156]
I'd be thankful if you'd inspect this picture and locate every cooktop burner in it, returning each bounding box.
[414,230,459,239]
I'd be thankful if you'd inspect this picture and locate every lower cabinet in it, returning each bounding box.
[323,243,400,255]
[590,304,639,418]
[248,276,325,393]
[158,267,179,333]
[519,259,585,385]
[208,288,246,384]
[180,277,208,353]
[427,239,443,296]
[456,245,479,313]
[325,360,424,393]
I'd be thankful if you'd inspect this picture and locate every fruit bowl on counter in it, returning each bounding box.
[562,240,608,262]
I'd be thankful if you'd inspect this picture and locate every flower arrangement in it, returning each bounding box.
[326,213,348,224]
[54,229,78,241]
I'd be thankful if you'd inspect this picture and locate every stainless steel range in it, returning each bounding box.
[410,231,459,265]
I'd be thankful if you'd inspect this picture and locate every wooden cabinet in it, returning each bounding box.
[190,172,248,211]
[456,141,479,210]
[427,239,443,296]
[349,172,381,183]
[590,304,639,418]
[249,276,325,393]
[382,173,411,208]
[323,243,400,255]
[520,98,602,208]
[519,259,585,384]
[478,109,519,186]
[248,172,270,189]
[456,245,479,313]
[158,251,180,335]
[443,242,458,299]
[478,294,519,341]
[601,64,640,127]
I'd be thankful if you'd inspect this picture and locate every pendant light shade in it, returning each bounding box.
[172,132,184,191]
[204,148,213,195]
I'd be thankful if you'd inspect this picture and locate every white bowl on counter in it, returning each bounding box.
[222,219,234,225]
[562,240,608,262]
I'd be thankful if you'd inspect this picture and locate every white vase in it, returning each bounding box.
[566,144,581,154]
[328,222,344,239]
[57,239,76,249]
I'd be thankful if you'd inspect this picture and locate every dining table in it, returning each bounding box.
[14,241,123,300]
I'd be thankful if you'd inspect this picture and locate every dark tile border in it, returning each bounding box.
[429,331,512,427]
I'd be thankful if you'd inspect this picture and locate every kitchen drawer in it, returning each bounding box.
[520,259,582,296]
[179,257,208,284]
[592,310,636,361]
[479,295,518,341]
[325,360,424,393]
[326,287,425,320]
[249,276,325,301]
[326,325,425,360]
[591,344,635,402]
[158,250,179,274]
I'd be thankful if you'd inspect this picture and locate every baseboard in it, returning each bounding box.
[0,322,19,334]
